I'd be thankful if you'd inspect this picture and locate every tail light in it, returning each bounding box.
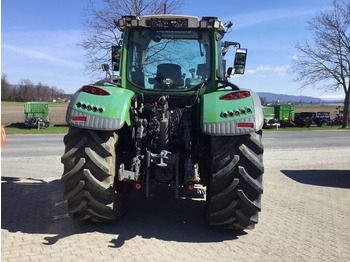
[82,85,110,96]
[188,184,195,190]
[220,91,250,100]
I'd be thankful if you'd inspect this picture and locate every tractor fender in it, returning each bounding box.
[201,89,263,136]
[66,85,135,131]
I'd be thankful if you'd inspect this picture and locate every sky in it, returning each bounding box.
[1,0,345,99]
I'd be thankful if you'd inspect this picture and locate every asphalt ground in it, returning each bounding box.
[1,131,350,261]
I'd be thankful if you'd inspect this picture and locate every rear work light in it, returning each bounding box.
[82,85,110,96]
[220,91,251,100]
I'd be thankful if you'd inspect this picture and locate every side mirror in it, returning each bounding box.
[112,45,121,71]
[233,48,247,75]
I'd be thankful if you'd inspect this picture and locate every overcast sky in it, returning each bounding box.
[1,0,344,99]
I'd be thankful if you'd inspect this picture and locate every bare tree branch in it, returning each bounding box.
[79,0,183,78]
[292,0,350,128]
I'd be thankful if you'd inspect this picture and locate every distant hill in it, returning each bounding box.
[257,92,323,103]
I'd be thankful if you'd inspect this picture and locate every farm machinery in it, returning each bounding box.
[273,105,296,127]
[332,106,350,125]
[262,105,334,128]
[294,112,316,127]
[61,15,264,230]
[262,106,280,128]
[24,102,50,128]
[314,112,332,127]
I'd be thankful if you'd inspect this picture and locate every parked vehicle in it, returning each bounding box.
[273,105,295,127]
[333,114,350,125]
[24,102,50,128]
[294,112,316,127]
[263,106,280,128]
[332,107,350,125]
[61,14,264,230]
[314,112,331,127]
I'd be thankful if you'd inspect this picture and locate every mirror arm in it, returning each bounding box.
[222,41,241,57]
[222,41,240,49]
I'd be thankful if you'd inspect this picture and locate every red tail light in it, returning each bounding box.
[82,85,110,96]
[220,91,251,100]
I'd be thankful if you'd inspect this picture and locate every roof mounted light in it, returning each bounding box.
[200,17,221,29]
[213,20,220,29]
[117,18,126,27]
[199,20,207,28]
[131,19,139,27]
[115,16,138,29]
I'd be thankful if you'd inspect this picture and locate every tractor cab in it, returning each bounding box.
[112,15,247,93]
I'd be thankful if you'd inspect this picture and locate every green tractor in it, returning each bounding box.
[61,15,264,230]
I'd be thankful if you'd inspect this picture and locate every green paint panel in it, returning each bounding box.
[24,102,49,118]
[201,90,255,123]
[273,105,295,121]
[73,86,134,124]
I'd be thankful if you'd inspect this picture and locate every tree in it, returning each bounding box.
[259,96,267,106]
[80,0,184,76]
[292,0,350,128]
[36,82,47,101]
[1,74,11,101]
[18,79,35,102]
[1,74,69,102]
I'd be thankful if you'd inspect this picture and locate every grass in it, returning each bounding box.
[1,101,26,107]
[295,104,340,108]
[1,101,69,107]
[2,101,347,134]
[4,123,69,134]
[264,124,347,131]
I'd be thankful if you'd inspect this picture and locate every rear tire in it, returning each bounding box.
[206,132,264,230]
[61,127,131,222]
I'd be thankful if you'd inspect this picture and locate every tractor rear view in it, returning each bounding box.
[61,15,264,230]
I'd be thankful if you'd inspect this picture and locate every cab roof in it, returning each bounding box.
[115,15,225,32]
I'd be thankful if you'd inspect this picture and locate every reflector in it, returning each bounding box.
[72,116,87,122]
[238,123,254,128]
